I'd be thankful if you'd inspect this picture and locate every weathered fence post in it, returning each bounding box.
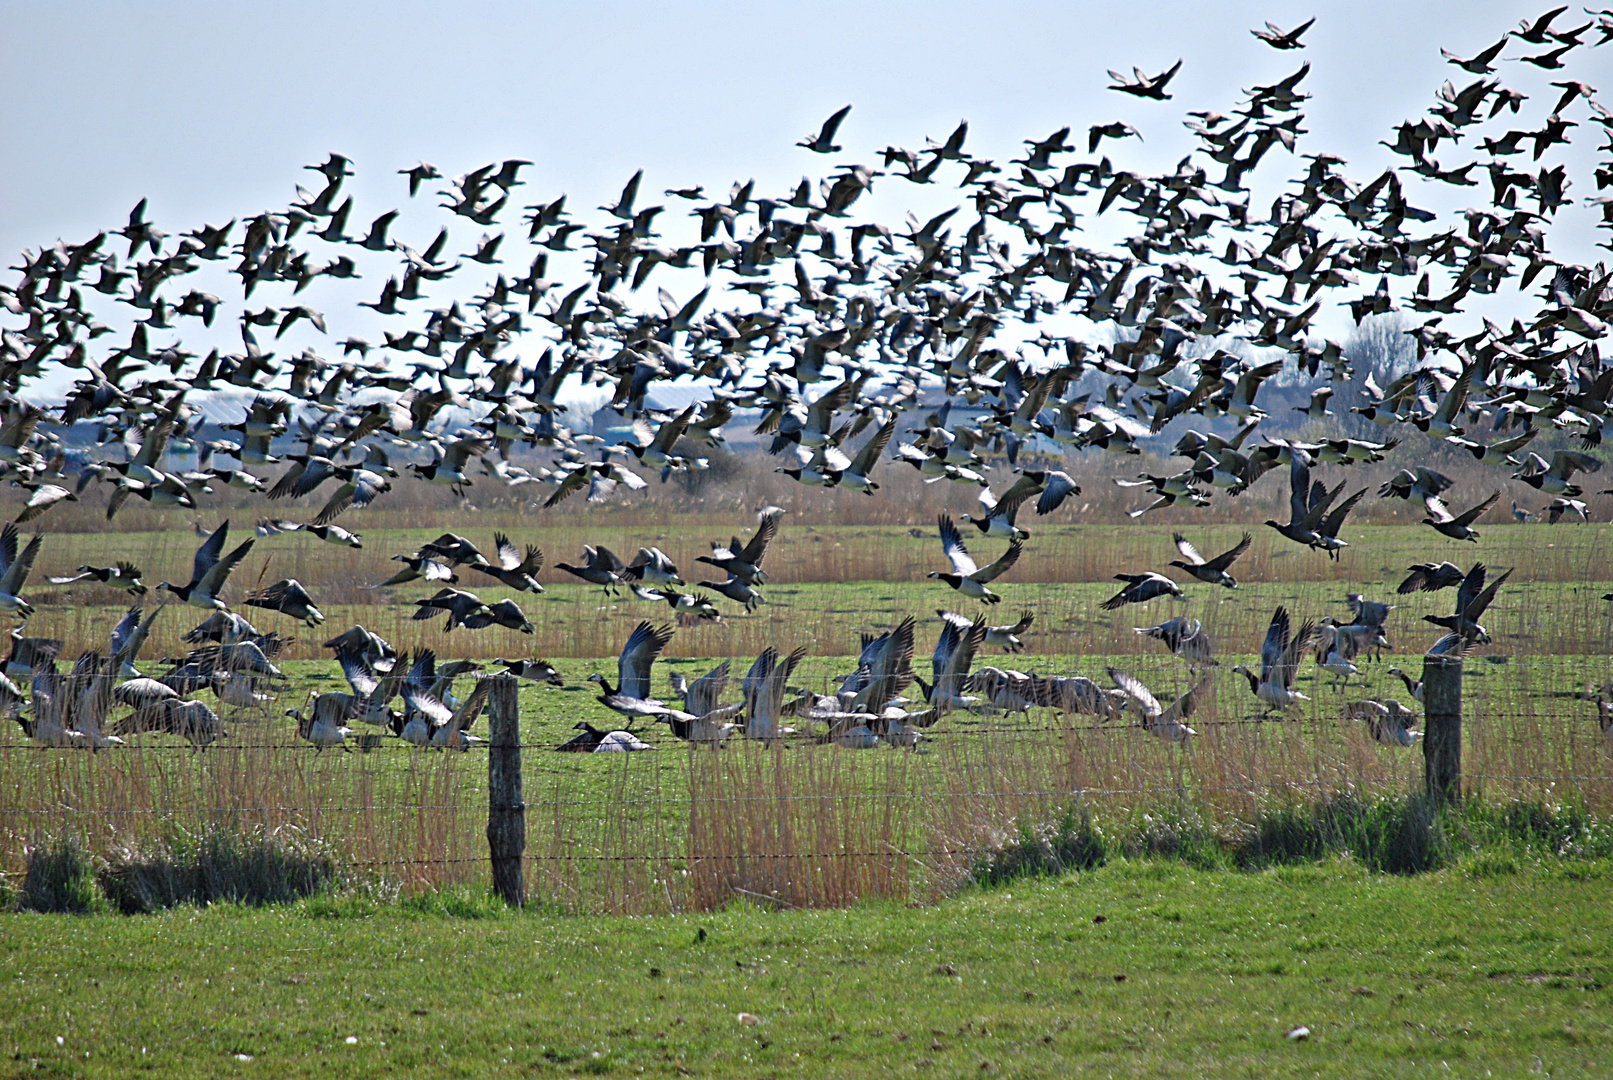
[486,676,525,907]
[1422,655,1462,803]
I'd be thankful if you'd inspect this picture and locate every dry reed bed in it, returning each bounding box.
[7,650,1606,913]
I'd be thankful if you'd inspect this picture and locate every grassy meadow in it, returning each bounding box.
[2,860,1610,1078]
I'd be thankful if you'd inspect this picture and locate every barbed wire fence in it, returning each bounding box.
[2,658,1611,913]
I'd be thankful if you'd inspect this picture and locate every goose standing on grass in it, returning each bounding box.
[0,522,43,617]
[742,645,807,740]
[1134,616,1215,666]
[556,721,660,752]
[1231,606,1316,714]
[245,579,325,626]
[1100,571,1182,611]
[1511,500,1537,523]
[1345,700,1419,746]
[156,520,254,611]
[1594,695,1612,741]
[1167,532,1251,588]
[929,513,1023,605]
[1107,667,1207,741]
[1385,667,1424,705]
[939,609,1033,653]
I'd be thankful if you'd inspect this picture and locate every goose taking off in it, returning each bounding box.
[918,611,985,711]
[742,645,807,740]
[156,520,254,611]
[939,609,1032,654]
[0,522,43,617]
[1344,699,1419,747]
[1134,616,1215,666]
[930,514,1023,605]
[1168,532,1251,588]
[1232,606,1316,714]
[1107,667,1207,741]
[1423,562,1510,646]
[588,621,681,727]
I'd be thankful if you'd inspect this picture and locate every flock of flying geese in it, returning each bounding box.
[0,11,1612,749]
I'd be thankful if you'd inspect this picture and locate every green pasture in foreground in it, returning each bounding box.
[2,860,1609,1078]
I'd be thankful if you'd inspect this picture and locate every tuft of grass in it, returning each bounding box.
[21,833,105,914]
[397,884,510,919]
[97,826,334,913]
[972,806,1107,887]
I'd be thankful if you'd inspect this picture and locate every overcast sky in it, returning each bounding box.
[1,1,1601,396]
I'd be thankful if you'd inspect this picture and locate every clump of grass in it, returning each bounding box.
[1121,804,1225,869]
[972,806,1107,887]
[97,825,335,913]
[397,884,510,919]
[1234,793,1446,874]
[21,832,106,914]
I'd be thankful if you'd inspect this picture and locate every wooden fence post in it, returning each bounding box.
[486,676,525,907]
[1422,655,1462,803]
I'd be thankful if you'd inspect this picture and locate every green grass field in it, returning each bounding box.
[3,860,1610,1078]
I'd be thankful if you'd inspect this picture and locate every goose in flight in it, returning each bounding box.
[1167,532,1251,588]
[470,534,544,593]
[1422,491,1500,542]
[587,621,679,726]
[1107,667,1206,740]
[245,579,325,626]
[49,561,146,595]
[696,507,782,585]
[156,520,253,611]
[1100,571,1182,611]
[109,604,161,679]
[0,523,43,617]
[1134,616,1215,667]
[1252,17,1315,49]
[666,661,744,744]
[962,472,1045,540]
[495,658,563,685]
[1107,59,1183,99]
[1399,561,1465,594]
[1423,562,1510,645]
[1232,606,1316,713]
[798,104,852,153]
[555,545,626,595]
[929,514,1023,605]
